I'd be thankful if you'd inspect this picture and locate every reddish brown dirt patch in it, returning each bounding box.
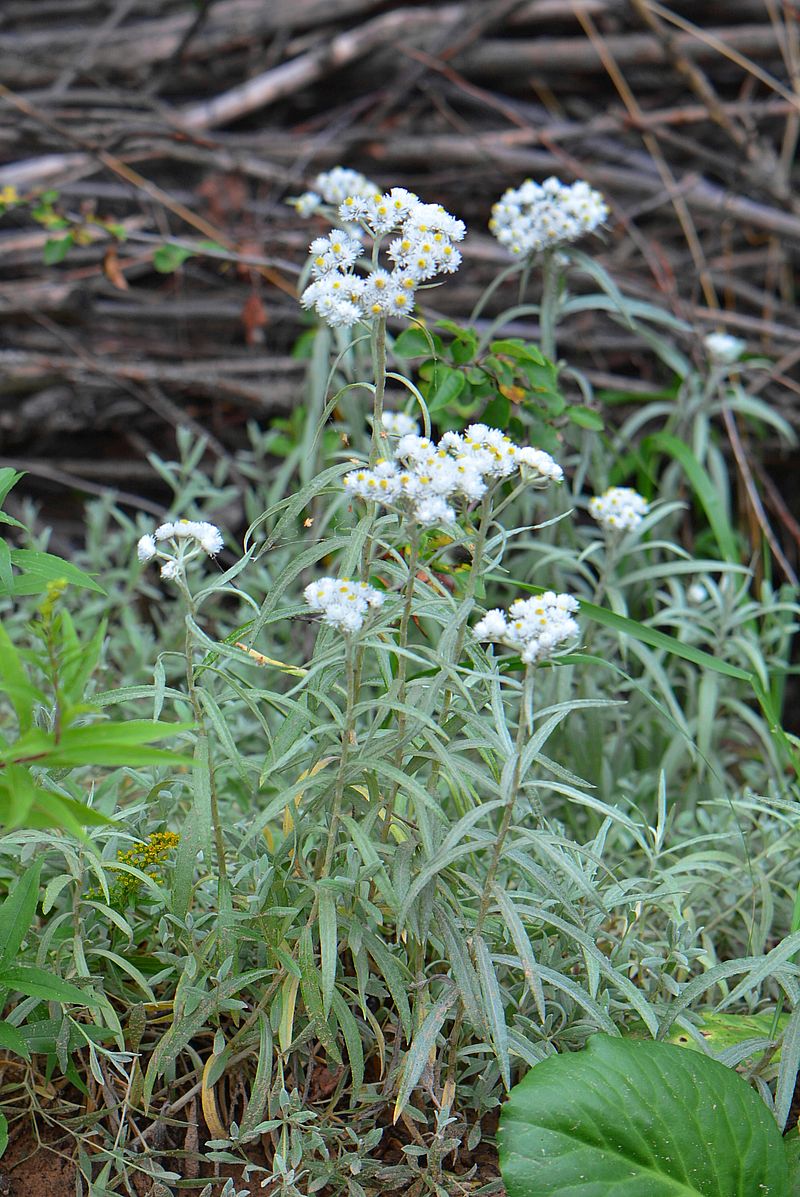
[0,1130,75,1197]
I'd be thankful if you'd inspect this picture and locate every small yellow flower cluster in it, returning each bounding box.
[93,831,180,909]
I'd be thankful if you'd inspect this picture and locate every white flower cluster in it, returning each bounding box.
[343,424,563,527]
[292,166,378,217]
[704,332,745,364]
[137,519,224,579]
[300,189,465,327]
[490,177,609,257]
[381,411,419,438]
[474,592,579,665]
[589,486,649,532]
[303,577,384,633]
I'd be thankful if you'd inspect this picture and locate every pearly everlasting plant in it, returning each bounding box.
[490,176,608,257]
[291,165,378,217]
[589,486,650,533]
[343,424,562,528]
[302,577,384,633]
[704,331,746,364]
[137,518,223,579]
[300,188,465,327]
[474,593,580,665]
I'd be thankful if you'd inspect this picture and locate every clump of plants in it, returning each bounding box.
[0,168,798,1196]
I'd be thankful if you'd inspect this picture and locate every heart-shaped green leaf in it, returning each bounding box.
[499,1034,790,1197]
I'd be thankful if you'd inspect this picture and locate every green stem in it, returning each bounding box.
[181,584,227,890]
[370,316,387,465]
[381,527,420,842]
[318,637,358,879]
[469,259,526,323]
[451,491,495,666]
[539,249,562,364]
[474,666,534,940]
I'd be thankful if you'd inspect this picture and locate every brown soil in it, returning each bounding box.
[0,1130,75,1197]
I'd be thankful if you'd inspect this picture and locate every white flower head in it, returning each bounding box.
[301,189,466,328]
[516,446,564,483]
[160,559,180,581]
[474,592,579,664]
[303,577,384,634]
[382,411,420,438]
[687,582,708,604]
[490,176,608,257]
[293,166,378,218]
[589,487,650,533]
[704,332,746,364]
[344,426,562,527]
[137,519,225,575]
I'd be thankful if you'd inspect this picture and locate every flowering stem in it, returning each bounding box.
[180,583,228,891]
[539,249,561,364]
[370,316,387,465]
[318,636,358,879]
[427,493,495,793]
[451,491,495,665]
[381,527,420,842]
[473,665,534,940]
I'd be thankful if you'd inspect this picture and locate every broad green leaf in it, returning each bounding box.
[4,720,193,769]
[0,1110,6,1159]
[10,549,106,594]
[43,234,74,265]
[0,468,24,506]
[0,964,101,1006]
[666,1010,789,1056]
[490,339,546,365]
[428,364,466,413]
[0,539,12,593]
[785,1131,800,1197]
[0,858,41,967]
[0,1019,30,1059]
[0,624,44,733]
[153,243,195,273]
[567,405,604,430]
[393,327,435,357]
[499,1034,790,1197]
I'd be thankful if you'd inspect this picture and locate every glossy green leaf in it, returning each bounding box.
[499,1034,790,1197]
